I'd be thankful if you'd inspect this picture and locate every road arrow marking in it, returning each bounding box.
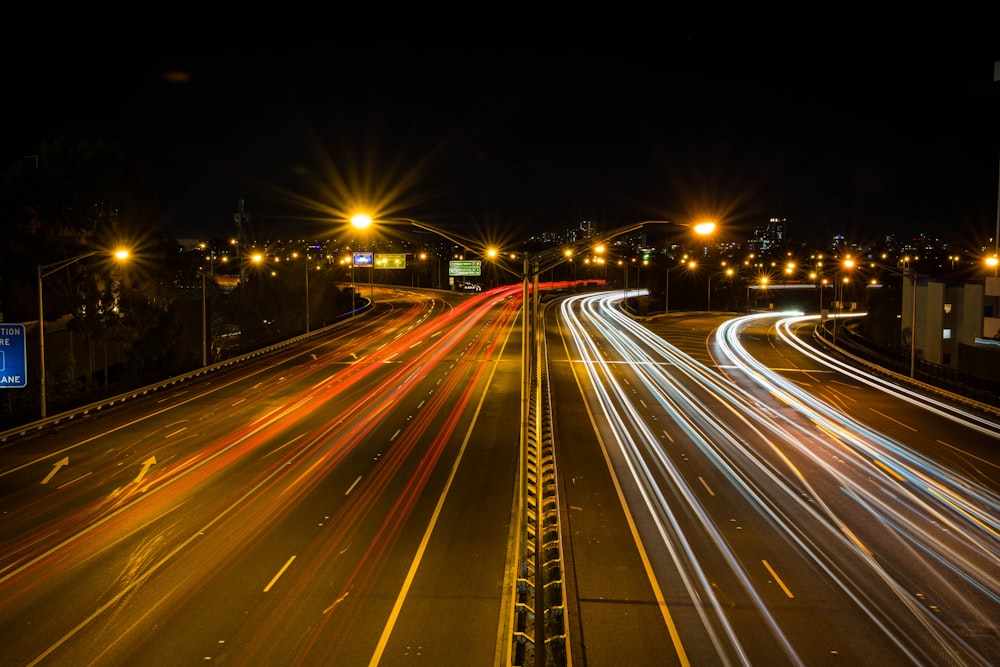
[41,457,69,485]
[134,456,157,483]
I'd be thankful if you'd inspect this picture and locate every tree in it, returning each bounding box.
[1,137,176,398]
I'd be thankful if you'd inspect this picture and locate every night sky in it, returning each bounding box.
[5,32,999,249]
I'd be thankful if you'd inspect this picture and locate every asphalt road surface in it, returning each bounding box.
[549,292,999,666]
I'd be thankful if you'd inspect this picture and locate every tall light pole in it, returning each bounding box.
[620,258,627,310]
[348,256,356,315]
[664,259,696,316]
[832,258,855,346]
[706,264,711,311]
[37,249,129,419]
[904,266,917,378]
[350,214,378,307]
[747,276,768,313]
[723,266,734,311]
[198,243,217,367]
[664,221,716,315]
[818,276,828,313]
[292,250,311,333]
[201,269,208,366]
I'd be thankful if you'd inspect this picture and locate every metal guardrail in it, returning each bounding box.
[510,301,567,667]
[816,319,1000,417]
[0,305,373,444]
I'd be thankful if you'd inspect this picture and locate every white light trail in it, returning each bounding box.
[557,293,1000,665]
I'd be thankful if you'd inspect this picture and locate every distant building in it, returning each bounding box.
[903,276,999,379]
[747,217,785,253]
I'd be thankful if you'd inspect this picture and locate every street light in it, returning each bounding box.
[291,251,311,333]
[832,258,855,346]
[618,258,628,308]
[349,214,377,307]
[747,276,769,313]
[37,248,129,419]
[201,267,208,367]
[703,264,728,312]
[903,263,918,378]
[198,243,220,367]
[341,255,357,315]
[706,263,713,311]
[664,259,696,316]
[719,266,734,311]
[664,221,716,315]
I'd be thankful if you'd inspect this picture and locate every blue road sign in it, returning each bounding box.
[0,324,27,389]
[353,252,374,266]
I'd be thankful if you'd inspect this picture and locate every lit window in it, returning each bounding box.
[943,328,952,339]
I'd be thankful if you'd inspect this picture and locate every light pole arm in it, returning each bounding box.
[404,219,483,254]
[39,251,98,279]
[404,218,693,285]
[403,218,527,282]
[529,221,677,279]
[590,219,675,242]
[36,250,98,420]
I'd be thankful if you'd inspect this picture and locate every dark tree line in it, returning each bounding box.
[0,138,354,428]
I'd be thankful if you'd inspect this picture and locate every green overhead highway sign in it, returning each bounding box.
[449,260,481,276]
[375,253,407,269]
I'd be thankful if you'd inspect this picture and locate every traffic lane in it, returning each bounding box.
[171,290,523,665]
[707,313,1000,664]
[552,302,894,665]
[548,300,700,667]
[0,290,441,479]
[376,296,523,665]
[190,289,525,665]
[730,316,1000,493]
[0,297,444,569]
[0,292,500,667]
[0,345,423,665]
[562,298,988,664]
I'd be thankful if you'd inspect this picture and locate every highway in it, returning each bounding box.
[0,285,525,666]
[3,284,998,666]
[549,291,1000,666]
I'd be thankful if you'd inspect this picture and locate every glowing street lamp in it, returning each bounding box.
[747,276,768,313]
[349,214,376,305]
[664,258,697,316]
[663,221,716,315]
[832,257,855,346]
[37,248,129,419]
[339,255,358,315]
[816,275,829,313]
[291,251,312,333]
